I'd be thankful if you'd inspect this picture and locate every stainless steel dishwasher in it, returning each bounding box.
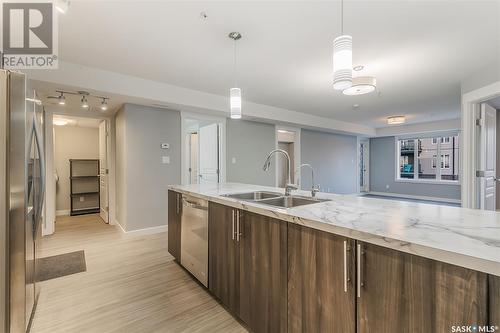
[181,194,208,287]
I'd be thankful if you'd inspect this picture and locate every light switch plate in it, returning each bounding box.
[79,196,84,202]
[162,156,170,164]
[161,143,170,149]
[232,157,236,164]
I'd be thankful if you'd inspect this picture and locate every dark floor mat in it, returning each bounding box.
[36,250,87,282]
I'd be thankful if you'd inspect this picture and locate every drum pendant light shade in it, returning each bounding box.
[333,35,353,90]
[230,88,242,119]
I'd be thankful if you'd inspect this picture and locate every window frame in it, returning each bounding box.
[395,135,459,185]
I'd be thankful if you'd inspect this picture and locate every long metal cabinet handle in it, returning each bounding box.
[231,210,235,240]
[357,243,362,298]
[343,240,349,293]
[236,211,240,242]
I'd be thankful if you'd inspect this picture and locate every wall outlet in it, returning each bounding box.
[232,157,236,164]
[79,196,85,202]
[162,156,170,164]
[385,184,390,189]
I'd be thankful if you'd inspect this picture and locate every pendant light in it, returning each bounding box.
[229,32,242,119]
[333,0,353,90]
[342,76,377,95]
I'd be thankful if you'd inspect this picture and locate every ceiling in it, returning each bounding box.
[488,95,500,109]
[44,1,499,128]
[53,115,102,128]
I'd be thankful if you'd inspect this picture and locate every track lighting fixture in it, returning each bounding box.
[57,92,65,105]
[81,96,89,109]
[48,90,110,111]
[100,98,108,111]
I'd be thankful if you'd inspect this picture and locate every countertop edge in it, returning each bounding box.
[168,186,500,276]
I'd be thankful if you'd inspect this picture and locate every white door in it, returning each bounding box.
[189,133,199,184]
[360,140,370,192]
[198,123,219,184]
[479,103,496,211]
[98,120,109,222]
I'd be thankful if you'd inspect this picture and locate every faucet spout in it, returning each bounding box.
[296,163,320,197]
[262,149,297,196]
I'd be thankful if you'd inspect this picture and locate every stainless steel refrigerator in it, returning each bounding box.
[1,70,45,333]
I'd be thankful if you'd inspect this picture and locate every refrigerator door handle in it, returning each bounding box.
[33,114,45,226]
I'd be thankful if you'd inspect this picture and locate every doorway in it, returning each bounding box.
[476,99,500,211]
[182,115,226,185]
[52,115,110,224]
[359,140,370,192]
[275,127,301,188]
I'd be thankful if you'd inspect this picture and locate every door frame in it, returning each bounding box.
[359,139,370,193]
[44,110,115,235]
[462,80,500,209]
[274,125,301,188]
[180,112,226,185]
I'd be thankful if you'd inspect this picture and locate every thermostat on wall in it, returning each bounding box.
[161,143,170,149]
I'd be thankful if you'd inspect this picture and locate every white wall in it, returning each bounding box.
[114,104,181,232]
[54,126,99,212]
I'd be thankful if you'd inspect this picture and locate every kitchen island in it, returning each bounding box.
[168,182,500,333]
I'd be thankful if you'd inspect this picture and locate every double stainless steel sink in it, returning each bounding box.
[222,191,329,208]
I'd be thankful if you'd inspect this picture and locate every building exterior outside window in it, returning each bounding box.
[397,135,459,182]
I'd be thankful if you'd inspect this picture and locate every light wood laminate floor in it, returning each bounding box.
[31,214,247,333]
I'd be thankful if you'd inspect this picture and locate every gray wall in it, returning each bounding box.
[226,119,276,186]
[369,136,461,200]
[300,129,358,194]
[114,104,181,231]
[115,108,127,228]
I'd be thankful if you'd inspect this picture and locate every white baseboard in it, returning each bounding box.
[56,210,70,216]
[116,221,168,237]
[367,191,461,204]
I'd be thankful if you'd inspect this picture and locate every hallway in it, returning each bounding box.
[31,215,245,333]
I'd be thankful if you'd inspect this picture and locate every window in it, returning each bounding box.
[397,135,459,182]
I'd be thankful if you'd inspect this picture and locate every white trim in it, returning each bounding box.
[45,111,116,234]
[367,191,461,204]
[275,125,301,188]
[461,80,500,208]
[394,179,460,186]
[394,135,460,185]
[117,222,168,237]
[56,210,70,216]
[180,111,227,186]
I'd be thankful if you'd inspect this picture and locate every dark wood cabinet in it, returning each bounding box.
[208,204,287,333]
[357,241,488,333]
[167,190,182,261]
[204,201,496,332]
[287,224,356,333]
[239,211,287,333]
[490,275,500,326]
[208,202,240,314]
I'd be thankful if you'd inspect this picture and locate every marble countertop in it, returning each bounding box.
[169,183,500,276]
